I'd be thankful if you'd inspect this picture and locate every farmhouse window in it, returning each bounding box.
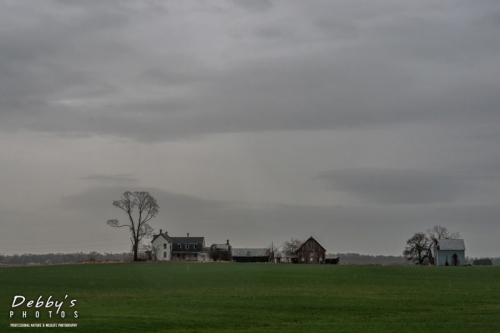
[194,244,197,249]
[178,244,181,249]
[185,244,189,249]
[163,244,166,249]
[163,252,166,258]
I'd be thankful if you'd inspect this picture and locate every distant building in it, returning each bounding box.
[171,233,207,261]
[151,230,209,262]
[232,248,269,263]
[296,236,326,264]
[272,251,297,264]
[433,239,466,266]
[210,240,232,261]
[151,229,173,261]
[324,254,340,265]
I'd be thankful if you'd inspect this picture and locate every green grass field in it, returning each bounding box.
[1,263,499,332]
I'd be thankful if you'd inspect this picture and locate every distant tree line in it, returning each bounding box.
[333,253,409,265]
[0,252,133,265]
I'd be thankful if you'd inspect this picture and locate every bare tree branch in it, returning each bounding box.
[282,238,303,255]
[106,191,158,261]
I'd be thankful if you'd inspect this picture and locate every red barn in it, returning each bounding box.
[296,236,326,264]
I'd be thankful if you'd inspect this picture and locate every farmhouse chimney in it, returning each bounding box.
[187,232,189,237]
[227,239,230,245]
[165,231,168,236]
[159,229,162,235]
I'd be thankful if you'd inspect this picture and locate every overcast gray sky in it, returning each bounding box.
[1,0,499,257]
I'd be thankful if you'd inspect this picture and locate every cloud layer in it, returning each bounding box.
[1,0,499,141]
[1,0,500,257]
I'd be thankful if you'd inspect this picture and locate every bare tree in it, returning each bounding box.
[282,238,303,255]
[403,233,431,265]
[107,191,158,261]
[427,225,460,242]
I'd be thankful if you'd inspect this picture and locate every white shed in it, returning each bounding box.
[434,239,466,266]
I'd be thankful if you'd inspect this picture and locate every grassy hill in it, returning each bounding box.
[1,263,499,332]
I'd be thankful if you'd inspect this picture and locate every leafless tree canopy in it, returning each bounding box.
[107,191,158,261]
[282,238,303,255]
[403,232,431,265]
[427,225,461,244]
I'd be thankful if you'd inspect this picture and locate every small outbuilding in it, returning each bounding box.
[273,251,297,263]
[433,239,466,266]
[210,240,232,261]
[325,254,340,265]
[232,248,270,263]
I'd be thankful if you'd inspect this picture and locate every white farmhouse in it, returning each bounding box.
[151,229,173,261]
[433,239,466,266]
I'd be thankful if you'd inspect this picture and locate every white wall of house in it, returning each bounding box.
[152,236,172,261]
[198,253,209,262]
[435,250,465,266]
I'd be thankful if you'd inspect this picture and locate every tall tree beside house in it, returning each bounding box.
[403,232,431,265]
[107,191,157,261]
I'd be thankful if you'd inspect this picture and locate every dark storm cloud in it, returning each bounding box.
[0,0,499,141]
[316,169,463,204]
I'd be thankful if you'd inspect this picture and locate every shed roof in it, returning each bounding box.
[325,254,340,259]
[232,248,268,257]
[437,239,466,251]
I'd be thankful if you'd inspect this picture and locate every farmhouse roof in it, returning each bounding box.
[232,248,268,257]
[437,239,466,251]
[170,237,205,244]
[152,233,172,243]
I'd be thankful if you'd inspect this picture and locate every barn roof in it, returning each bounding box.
[232,248,268,257]
[437,239,466,251]
[297,236,326,252]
